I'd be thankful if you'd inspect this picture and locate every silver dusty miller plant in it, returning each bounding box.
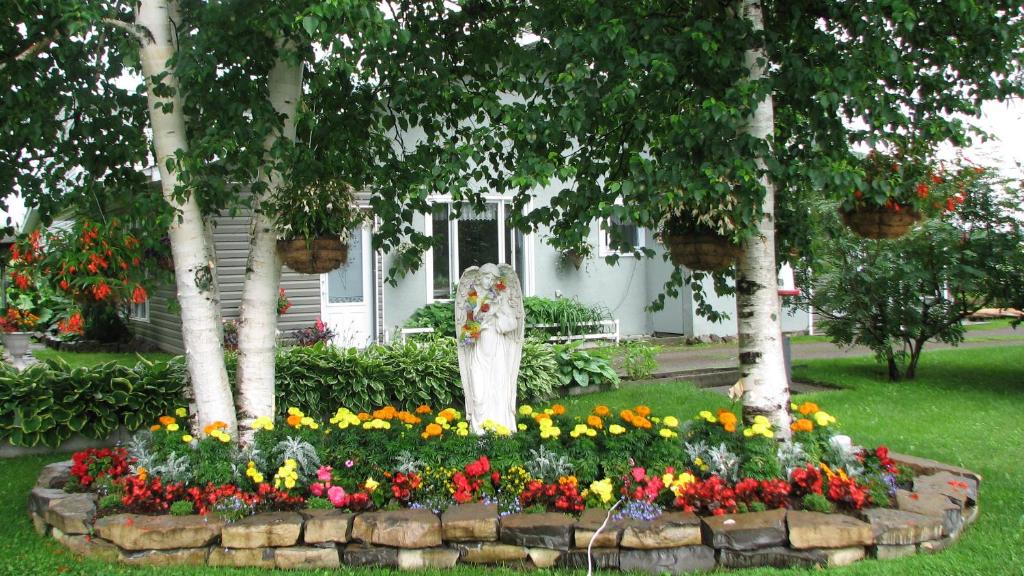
[524,445,573,482]
[273,436,321,479]
[394,450,427,475]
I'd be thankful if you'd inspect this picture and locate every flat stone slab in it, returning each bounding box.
[442,503,498,542]
[208,547,276,568]
[51,528,120,562]
[95,514,224,550]
[343,543,399,567]
[398,547,461,570]
[720,546,865,569]
[874,544,917,560]
[303,510,353,544]
[619,545,716,573]
[28,487,76,516]
[457,542,528,564]
[527,547,562,568]
[701,509,787,550]
[914,472,978,509]
[575,508,628,548]
[889,453,982,486]
[221,511,304,548]
[787,511,874,549]
[351,509,442,548]
[275,546,341,569]
[500,513,575,549]
[620,511,702,549]
[857,508,943,545]
[45,493,96,535]
[119,547,210,566]
[36,461,73,489]
[895,489,962,536]
[559,548,620,570]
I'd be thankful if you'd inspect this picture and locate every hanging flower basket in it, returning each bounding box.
[665,233,741,272]
[840,207,921,240]
[562,248,587,270]
[277,237,349,274]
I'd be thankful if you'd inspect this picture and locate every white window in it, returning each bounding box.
[129,299,149,322]
[426,199,531,301]
[599,213,645,256]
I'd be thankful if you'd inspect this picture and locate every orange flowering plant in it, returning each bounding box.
[839,150,975,217]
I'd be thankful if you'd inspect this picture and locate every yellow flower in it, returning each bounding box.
[608,424,626,435]
[252,416,275,431]
[589,478,614,504]
[663,416,679,428]
[517,423,527,431]
[697,410,717,423]
[166,423,180,432]
[364,477,379,492]
[540,425,561,439]
[518,405,534,416]
[287,407,302,416]
[175,407,188,418]
[813,411,836,427]
[659,428,678,438]
[181,434,193,443]
[284,478,296,489]
[435,415,449,426]
[252,473,264,483]
[456,428,469,436]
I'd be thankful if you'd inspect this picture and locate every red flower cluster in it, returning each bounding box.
[827,476,870,510]
[861,445,898,475]
[790,464,824,496]
[390,472,422,504]
[621,467,665,503]
[452,456,492,504]
[519,478,585,514]
[734,478,791,509]
[120,475,304,515]
[674,476,738,516]
[58,311,85,335]
[70,448,133,488]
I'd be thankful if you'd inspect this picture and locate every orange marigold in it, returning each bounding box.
[203,421,228,435]
[421,423,443,439]
[397,411,421,425]
[717,409,738,433]
[634,405,652,417]
[438,408,458,421]
[620,409,635,423]
[791,418,814,433]
[798,402,820,416]
[415,405,432,414]
[586,415,603,429]
[150,424,161,432]
[551,404,566,416]
[158,416,176,426]
[593,405,610,417]
[357,412,371,421]
[633,416,653,429]
[286,414,302,427]
[373,406,397,420]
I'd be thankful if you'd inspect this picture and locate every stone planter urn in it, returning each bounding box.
[3,331,32,359]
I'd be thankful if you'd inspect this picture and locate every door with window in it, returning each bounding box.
[320,225,373,348]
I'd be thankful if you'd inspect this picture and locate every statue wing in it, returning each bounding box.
[498,264,526,411]
[455,266,481,418]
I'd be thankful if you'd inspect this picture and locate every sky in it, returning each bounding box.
[4,98,1022,231]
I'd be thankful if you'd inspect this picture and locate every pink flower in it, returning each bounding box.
[631,467,647,482]
[345,460,354,468]
[317,466,333,482]
[327,485,348,508]
[310,482,325,497]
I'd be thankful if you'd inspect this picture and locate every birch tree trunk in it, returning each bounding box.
[236,42,303,439]
[137,0,237,435]
[736,0,791,437]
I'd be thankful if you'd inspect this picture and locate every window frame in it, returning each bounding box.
[598,213,646,257]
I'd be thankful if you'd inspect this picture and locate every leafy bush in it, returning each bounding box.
[403,296,613,339]
[552,341,620,389]
[291,319,336,346]
[169,501,194,516]
[619,340,661,380]
[0,357,187,447]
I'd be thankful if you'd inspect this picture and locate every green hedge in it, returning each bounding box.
[405,296,613,339]
[0,358,187,448]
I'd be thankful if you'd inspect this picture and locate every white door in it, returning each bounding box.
[320,225,373,348]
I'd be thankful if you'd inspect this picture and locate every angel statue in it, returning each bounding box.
[455,263,525,434]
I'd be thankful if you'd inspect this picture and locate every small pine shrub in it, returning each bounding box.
[98,493,122,510]
[802,493,833,513]
[305,497,333,510]
[169,501,195,516]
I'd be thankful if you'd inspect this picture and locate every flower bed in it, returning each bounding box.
[29,402,980,572]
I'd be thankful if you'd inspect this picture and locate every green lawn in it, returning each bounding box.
[30,348,178,368]
[1,345,1021,575]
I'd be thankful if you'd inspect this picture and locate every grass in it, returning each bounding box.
[30,348,178,368]
[1,345,1021,575]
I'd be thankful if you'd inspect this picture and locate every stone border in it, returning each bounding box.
[29,453,980,573]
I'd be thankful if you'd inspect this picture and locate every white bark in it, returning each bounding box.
[736,0,791,437]
[236,42,303,439]
[137,0,237,436]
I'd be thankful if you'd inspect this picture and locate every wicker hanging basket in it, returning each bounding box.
[665,233,742,272]
[277,237,349,274]
[562,249,587,270]
[841,207,921,240]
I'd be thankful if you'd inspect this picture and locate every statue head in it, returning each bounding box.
[478,263,501,289]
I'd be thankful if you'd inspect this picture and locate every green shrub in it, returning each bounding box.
[169,501,194,516]
[802,493,833,513]
[620,340,661,380]
[98,493,122,510]
[403,296,613,340]
[305,497,333,510]
[552,341,620,389]
[405,302,457,338]
[0,357,187,447]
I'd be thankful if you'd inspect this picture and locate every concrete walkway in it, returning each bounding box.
[642,326,1023,391]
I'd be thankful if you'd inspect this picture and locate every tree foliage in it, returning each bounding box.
[796,166,1024,381]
